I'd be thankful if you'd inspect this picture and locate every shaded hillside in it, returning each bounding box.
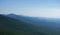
[7,14,60,30]
[0,14,60,35]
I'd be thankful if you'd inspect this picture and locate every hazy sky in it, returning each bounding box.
[0,0,60,18]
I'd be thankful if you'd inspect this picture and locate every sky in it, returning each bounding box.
[0,0,60,18]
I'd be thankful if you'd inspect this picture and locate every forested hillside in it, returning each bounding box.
[0,15,60,35]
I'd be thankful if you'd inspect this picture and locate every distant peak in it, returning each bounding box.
[8,14,16,15]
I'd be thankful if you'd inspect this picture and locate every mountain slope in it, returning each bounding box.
[0,15,49,35]
[7,14,60,30]
[0,14,60,35]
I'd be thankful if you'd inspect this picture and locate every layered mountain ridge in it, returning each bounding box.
[0,14,60,35]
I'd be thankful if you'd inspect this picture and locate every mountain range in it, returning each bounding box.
[0,14,60,35]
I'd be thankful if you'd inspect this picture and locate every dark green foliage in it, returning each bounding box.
[0,15,60,35]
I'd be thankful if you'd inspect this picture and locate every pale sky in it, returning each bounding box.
[0,0,60,18]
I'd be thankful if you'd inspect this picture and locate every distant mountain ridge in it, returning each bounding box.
[0,14,60,35]
[0,14,53,35]
[6,14,60,29]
